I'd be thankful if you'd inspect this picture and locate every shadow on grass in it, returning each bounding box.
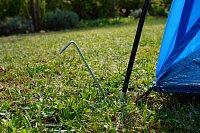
[49,17,166,34]
[120,92,200,132]
[0,17,167,40]
[147,93,200,132]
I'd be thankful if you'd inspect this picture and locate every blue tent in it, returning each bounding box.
[122,0,200,97]
[153,0,200,94]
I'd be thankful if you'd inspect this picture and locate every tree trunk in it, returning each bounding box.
[30,0,36,32]
[35,0,41,31]
[112,0,116,18]
[30,0,40,32]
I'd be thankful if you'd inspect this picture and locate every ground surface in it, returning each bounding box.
[0,18,200,132]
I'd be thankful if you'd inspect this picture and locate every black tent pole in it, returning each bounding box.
[122,0,150,97]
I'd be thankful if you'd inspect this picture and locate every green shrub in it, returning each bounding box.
[0,16,32,36]
[149,0,169,17]
[80,18,122,28]
[117,0,143,17]
[79,17,137,28]
[129,8,142,19]
[71,0,114,19]
[43,9,79,31]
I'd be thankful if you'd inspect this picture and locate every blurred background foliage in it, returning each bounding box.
[0,0,172,36]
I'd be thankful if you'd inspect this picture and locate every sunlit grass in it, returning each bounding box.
[0,18,200,132]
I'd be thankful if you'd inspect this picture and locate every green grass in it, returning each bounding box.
[1,18,200,132]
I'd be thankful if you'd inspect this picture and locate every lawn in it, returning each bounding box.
[0,18,200,132]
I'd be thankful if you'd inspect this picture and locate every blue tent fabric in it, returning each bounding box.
[153,0,200,93]
[156,49,200,94]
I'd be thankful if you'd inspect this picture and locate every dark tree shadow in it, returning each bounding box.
[146,93,200,132]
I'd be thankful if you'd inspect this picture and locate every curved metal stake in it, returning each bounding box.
[59,40,105,98]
